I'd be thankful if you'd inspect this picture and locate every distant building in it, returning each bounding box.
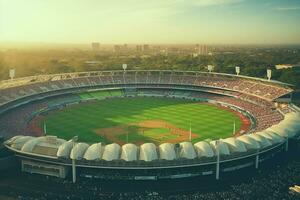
[275,64,300,70]
[195,44,208,55]
[114,45,121,53]
[136,45,143,52]
[143,44,150,52]
[91,42,100,51]
[113,44,128,53]
[123,44,128,51]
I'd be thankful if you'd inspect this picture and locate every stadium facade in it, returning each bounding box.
[1,70,300,181]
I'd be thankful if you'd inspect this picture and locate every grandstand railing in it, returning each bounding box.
[0,70,293,89]
[5,141,285,170]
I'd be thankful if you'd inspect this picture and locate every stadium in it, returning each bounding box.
[1,70,300,183]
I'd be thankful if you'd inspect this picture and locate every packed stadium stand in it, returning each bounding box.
[0,70,299,183]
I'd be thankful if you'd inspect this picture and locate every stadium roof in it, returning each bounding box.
[159,143,176,160]
[139,143,158,162]
[236,135,260,150]
[222,137,247,153]
[102,143,121,161]
[179,142,197,159]
[83,143,103,161]
[121,143,138,162]
[194,141,215,158]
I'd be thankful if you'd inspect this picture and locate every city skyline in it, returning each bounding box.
[1,0,300,44]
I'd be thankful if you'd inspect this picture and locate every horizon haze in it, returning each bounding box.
[1,0,300,45]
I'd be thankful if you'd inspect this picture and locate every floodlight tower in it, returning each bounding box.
[122,64,127,83]
[9,68,16,80]
[267,69,272,81]
[189,122,192,142]
[232,120,236,135]
[71,135,78,183]
[122,63,127,72]
[235,66,240,76]
[207,65,214,73]
[43,122,47,135]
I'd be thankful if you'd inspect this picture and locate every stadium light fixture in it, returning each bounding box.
[189,122,192,142]
[267,69,272,81]
[9,68,15,80]
[232,120,236,134]
[235,66,240,76]
[207,65,214,73]
[122,63,127,72]
[43,122,47,135]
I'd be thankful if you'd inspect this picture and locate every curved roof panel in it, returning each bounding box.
[194,141,214,157]
[237,135,260,150]
[256,131,279,145]
[248,133,272,148]
[260,130,285,144]
[139,143,158,162]
[6,135,22,144]
[83,143,103,161]
[269,121,299,138]
[21,137,40,153]
[222,137,247,153]
[159,143,176,160]
[10,136,34,150]
[210,140,230,155]
[56,138,67,145]
[121,143,138,161]
[30,136,66,156]
[57,141,73,158]
[70,143,89,160]
[284,112,300,122]
[179,142,196,159]
[268,112,300,138]
[102,143,121,161]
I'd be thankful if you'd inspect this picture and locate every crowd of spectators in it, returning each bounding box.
[208,95,285,132]
[0,102,47,139]
[0,72,292,106]
[0,94,80,139]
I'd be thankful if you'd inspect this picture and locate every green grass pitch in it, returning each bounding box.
[42,97,242,144]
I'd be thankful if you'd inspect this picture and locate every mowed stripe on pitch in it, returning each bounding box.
[44,97,241,143]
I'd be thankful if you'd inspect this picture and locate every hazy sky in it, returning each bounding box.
[1,0,300,44]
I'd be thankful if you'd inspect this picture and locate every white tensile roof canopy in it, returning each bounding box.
[194,141,214,158]
[83,143,103,161]
[102,143,121,161]
[139,143,158,161]
[121,143,138,161]
[159,143,176,160]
